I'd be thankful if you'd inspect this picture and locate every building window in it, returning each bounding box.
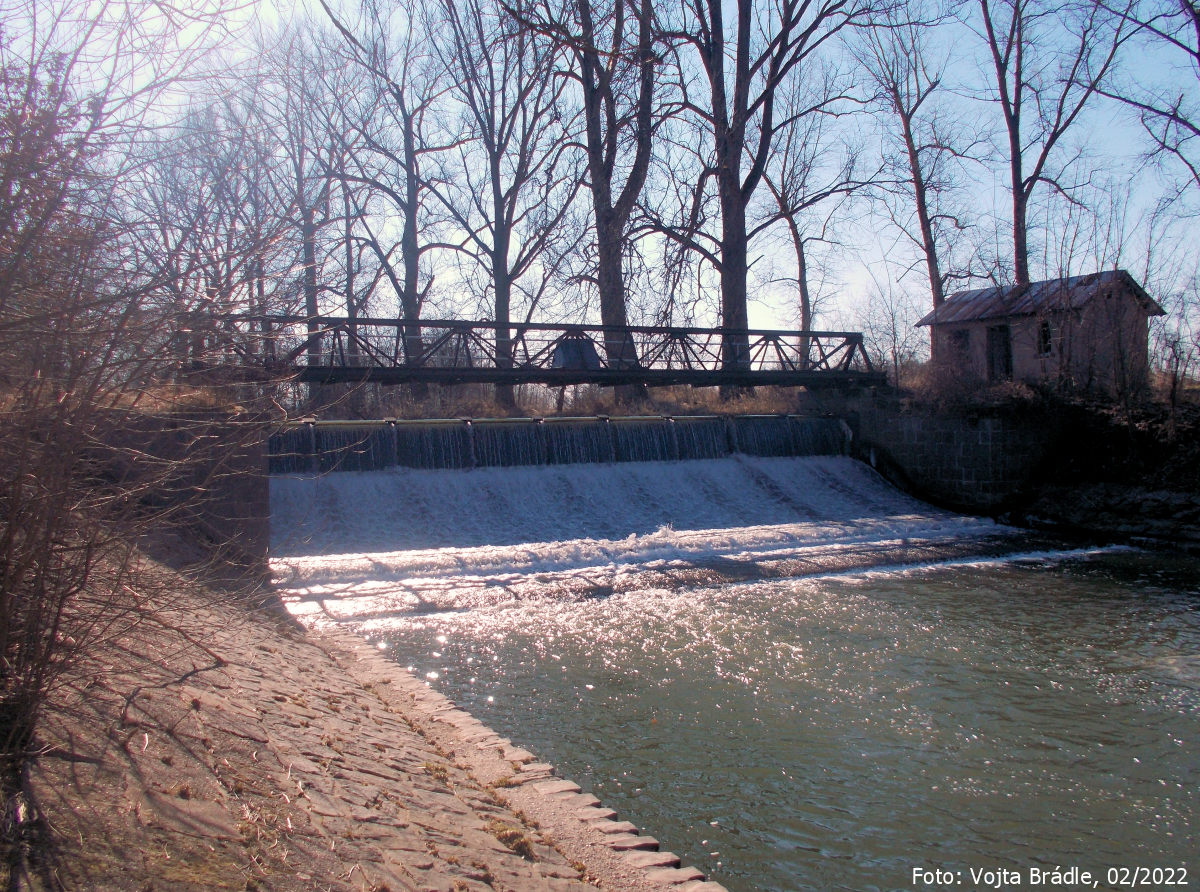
[1038,320,1053,356]
[948,329,970,356]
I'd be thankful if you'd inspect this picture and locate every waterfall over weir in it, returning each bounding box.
[267,414,848,474]
[265,420,1197,892]
[271,453,1014,613]
[269,413,1019,619]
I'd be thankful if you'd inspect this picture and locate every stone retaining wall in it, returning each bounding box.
[849,404,1061,512]
[191,428,270,573]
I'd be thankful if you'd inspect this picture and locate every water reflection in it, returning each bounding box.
[381,552,1199,892]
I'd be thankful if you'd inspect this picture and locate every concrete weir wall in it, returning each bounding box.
[849,402,1061,512]
[154,404,1064,570]
[262,407,1060,514]
[268,414,851,474]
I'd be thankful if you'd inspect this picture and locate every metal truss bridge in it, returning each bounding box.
[238,315,885,389]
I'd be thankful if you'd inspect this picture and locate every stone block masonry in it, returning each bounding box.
[322,627,729,891]
[38,574,715,890]
[850,404,1062,513]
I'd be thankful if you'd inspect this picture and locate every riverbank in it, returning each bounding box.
[1009,401,1200,549]
[28,398,1197,889]
[29,542,722,891]
[849,394,1200,549]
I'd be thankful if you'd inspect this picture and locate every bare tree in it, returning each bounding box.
[276,36,341,366]
[517,0,664,402]
[659,0,868,375]
[250,26,394,399]
[975,0,1133,286]
[759,66,876,332]
[1097,0,1200,193]
[1134,197,1200,416]
[857,275,930,386]
[129,87,291,376]
[319,0,450,376]
[856,6,981,314]
[430,0,580,406]
[0,0,271,880]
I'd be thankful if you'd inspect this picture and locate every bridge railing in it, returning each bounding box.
[222,315,884,387]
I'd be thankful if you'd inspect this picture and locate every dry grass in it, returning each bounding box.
[423,762,451,784]
[484,820,536,861]
[901,360,1200,413]
[298,381,828,420]
[0,380,266,417]
[556,384,823,417]
[133,383,253,414]
[1152,369,1200,404]
[19,563,312,891]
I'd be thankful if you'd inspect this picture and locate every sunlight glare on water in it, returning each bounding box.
[378,554,1199,892]
[270,458,1198,891]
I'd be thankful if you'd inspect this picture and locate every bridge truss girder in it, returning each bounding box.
[236,315,887,389]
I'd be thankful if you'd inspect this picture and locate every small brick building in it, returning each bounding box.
[916,270,1164,394]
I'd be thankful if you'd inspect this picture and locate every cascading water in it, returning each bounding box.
[395,422,472,469]
[731,414,849,456]
[609,417,676,462]
[543,419,616,465]
[673,416,732,460]
[266,414,848,473]
[269,433,1200,892]
[267,425,314,474]
[468,420,544,467]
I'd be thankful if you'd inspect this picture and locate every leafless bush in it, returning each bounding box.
[0,225,271,892]
[902,359,988,408]
[0,9,274,885]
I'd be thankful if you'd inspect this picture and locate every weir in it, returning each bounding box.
[264,409,1200,892]
[267,414,850,474]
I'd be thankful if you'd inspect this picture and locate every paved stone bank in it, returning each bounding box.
[35,564,723,891]
[319,627,727,892]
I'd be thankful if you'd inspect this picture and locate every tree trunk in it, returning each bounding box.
[900,112,944,309]
[255,256,274,364]
[400,111,427,400]
[344,190,361,367]
[493,266,514,409]
[719,181,751,392]
[795,237,813,367]
[1013,187,1030,286]
[574,0,655,407]
[301,208,320,365]
[596,215,646,405]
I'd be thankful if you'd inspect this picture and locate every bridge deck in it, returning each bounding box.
[239,316,886,389]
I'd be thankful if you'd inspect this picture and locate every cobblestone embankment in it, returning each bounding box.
[34,563,724,892]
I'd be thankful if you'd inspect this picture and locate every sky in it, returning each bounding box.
[15,0,1195,356]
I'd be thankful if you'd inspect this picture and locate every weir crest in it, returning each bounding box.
[268,414,850,474]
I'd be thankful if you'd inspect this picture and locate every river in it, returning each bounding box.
[271,456,1199,891]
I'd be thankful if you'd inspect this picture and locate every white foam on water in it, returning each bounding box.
[271,455,1021,626]
[801,544,1140,584]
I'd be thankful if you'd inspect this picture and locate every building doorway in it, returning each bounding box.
[987,324,1012,383]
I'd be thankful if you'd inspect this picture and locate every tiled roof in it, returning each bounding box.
[915,270,1165,327]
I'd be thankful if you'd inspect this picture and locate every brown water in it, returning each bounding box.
[379,550,1199,891]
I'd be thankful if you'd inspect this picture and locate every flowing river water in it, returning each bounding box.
[271,456,1199,891]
